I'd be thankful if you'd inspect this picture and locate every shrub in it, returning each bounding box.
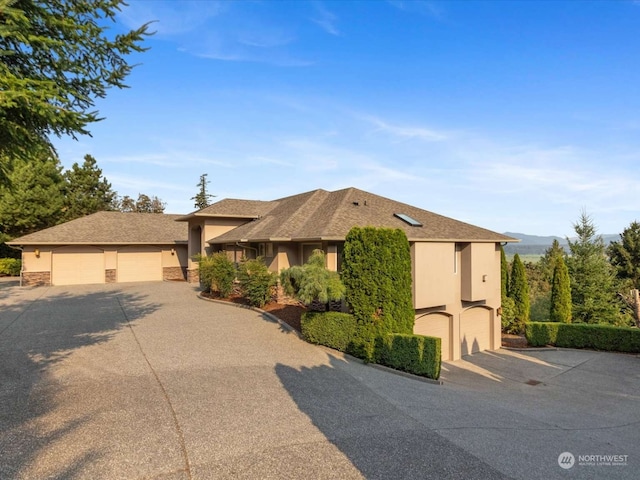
[549,256,571,323]
[501,297,518,333]
[198,252,236,297]
[526,322,640,353]
[237,257,277,307]
[508,254,530,333]
[342,227,414,336]
[0,258,21,276]
[375,333,441,380]
[280,249,345,306]
[301,311,357,352]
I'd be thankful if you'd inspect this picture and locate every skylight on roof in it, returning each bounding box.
[394,213,423,227]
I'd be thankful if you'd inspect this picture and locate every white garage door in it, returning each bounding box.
[414,313,452,361]
[117,246,162,283]
[52,247,105,286]
[460,307,492,356]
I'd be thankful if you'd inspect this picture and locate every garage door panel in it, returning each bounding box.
[414,313,451,361]
[117,247,162,283]
[52,247,105,286]
[460,308,491,356]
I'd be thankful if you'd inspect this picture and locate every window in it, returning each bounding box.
[394,213,423,227]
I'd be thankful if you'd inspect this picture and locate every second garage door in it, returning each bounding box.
[117,246,162,283]
[414,313,452,361]
[460,307,492,356]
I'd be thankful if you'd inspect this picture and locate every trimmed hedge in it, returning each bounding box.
[301,311,357,353]
[301,311,441,380]
[0,258,21,276]
[526,322,640,353]
[375,333,441,380]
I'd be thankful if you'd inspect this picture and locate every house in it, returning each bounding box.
[177,187,517,361]
[7,212,188,286]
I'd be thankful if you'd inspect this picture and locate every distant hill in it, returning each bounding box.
[503,232,620,257]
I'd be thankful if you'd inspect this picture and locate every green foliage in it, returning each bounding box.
[508,254,530,332]
[113,193,166,213]
[301,312,441,378]
[375,334,441,380]
[549,256,572,323]
[0,0,151,169]
[500,246,509,302]
[539,239,566,283]
[526,322,640,353]
[301,311,357,352]
[608,221,640,289]
[280,249,345,306]
[0,152,64,238]
[0,258,21,276]
[191,173,215,210]
[342,227,414,338]
[567,211,620,324]
[62,154,116,221]
[524,261,550,322]
[500,296,518,332]
[199,253,236,297]
[237,257,277,307]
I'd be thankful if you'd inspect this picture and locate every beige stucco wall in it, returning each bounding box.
[461,243,499,302]
[161,244,187,267]
[413,241,502,361]
[104,248,117,270]
[21,246,52,273]
[412,242,457,309]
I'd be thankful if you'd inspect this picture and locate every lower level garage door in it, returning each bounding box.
[460,307,492,356]
[52,246,105,286]
[117,246,162,283]
[414,313,452,361]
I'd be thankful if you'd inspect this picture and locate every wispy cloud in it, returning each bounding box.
[311,2,340,36]
[118,1,226,35]
[362,115,448,141]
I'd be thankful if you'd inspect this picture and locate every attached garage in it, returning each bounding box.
[414,313,452,361]
[117,246,162,283]
[52,246,105,286]
[460,307,492,356]
[8,212,188,287]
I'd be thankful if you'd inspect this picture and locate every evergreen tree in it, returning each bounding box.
[113,194,166,213]
[0,0,150,172]
[539,239,566,283]
[567,211,619,324]
[500,246,509,302]
[0,151,64,238]
[549,255,572,323]
[607,221,640,289]
[191,173,215,210]
[62,154,116,221]
[508,253,530,332]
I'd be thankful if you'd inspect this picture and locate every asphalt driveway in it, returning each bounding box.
[0,280,638,479]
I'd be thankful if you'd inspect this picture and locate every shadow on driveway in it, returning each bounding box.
[0,287,160,479]
[275,356,509,479]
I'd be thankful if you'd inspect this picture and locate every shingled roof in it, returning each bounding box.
[202,188,518,244]
[7,212,188,245]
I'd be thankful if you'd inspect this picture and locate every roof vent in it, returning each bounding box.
[394,213,423,227]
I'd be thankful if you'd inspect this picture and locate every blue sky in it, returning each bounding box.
[53,0,640,237]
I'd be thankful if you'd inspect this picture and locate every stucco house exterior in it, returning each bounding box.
[178,187,517,361]
[7,212,188,286]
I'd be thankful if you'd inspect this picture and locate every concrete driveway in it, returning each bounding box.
[0,281,638,479]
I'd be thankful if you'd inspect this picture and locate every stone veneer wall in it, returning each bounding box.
[105,269,116,283]
[163,266,187,281]
[22,271,51,287]
[187,268,199,284]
